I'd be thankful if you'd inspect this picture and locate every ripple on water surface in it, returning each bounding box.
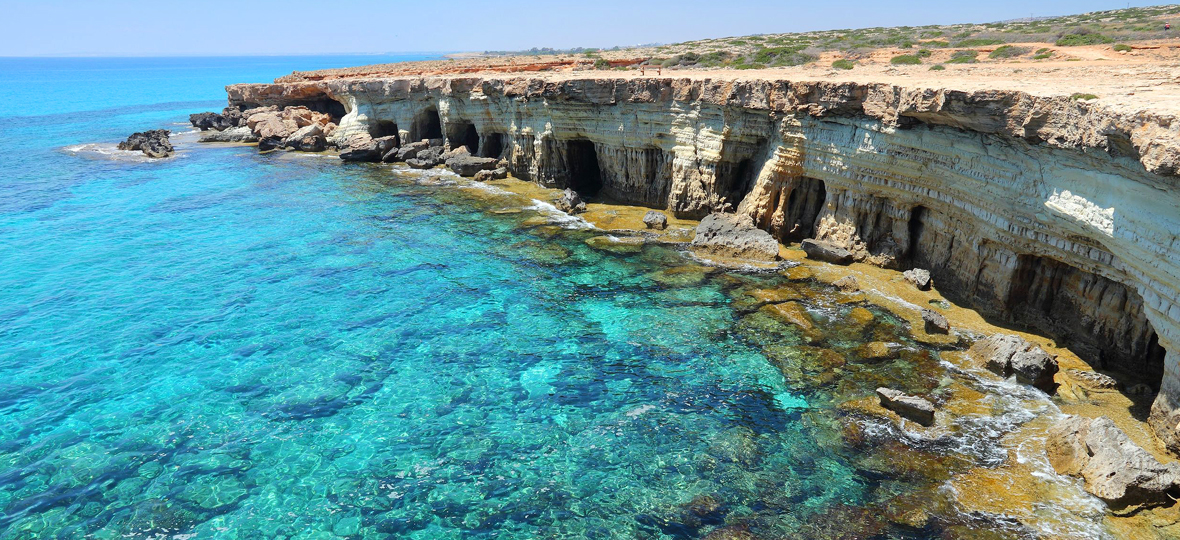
[0,143,1109,539]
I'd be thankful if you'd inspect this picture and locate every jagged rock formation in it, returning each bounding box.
[1047,415,1180,510]
[118,129,173,158]
[224,74,1180,454]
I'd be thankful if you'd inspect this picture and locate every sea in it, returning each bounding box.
[0,56,1110,539]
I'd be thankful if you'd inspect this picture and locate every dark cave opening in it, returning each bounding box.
[461,124,479,154]
[907,205,928,263]
[411,107,443,141]
[566,140,603,195]
[303,98,347,121]
[781,177,826,241]
[484,133,505,159]
[370,120,400,145]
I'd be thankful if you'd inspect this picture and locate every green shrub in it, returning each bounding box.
[916,49,933,57]
[989,45,1030,59]
[1035,47,1050,54]
[1033,52,1053,60]
[890,54,923,65]
[1113,43,1132,52]
[926,40,951,48]
[831,59,856,70]
[929,64,946,71]
[1056,32,1113,46]
[593,58,612,69]
[946,50,979,64]
[954,38,1004,47]
[1070,93,1098,101]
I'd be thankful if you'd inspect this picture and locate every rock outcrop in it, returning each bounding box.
[968,334,1059,391]
[875,387,936,426]
[118,130,173,158]
[555,189,586,214]
[1047,415,1180,510]
[903,269,932,290]
[801,239,853,265]
[223,73,1180,453]
[691,213,779,261]
[643,211,668,230]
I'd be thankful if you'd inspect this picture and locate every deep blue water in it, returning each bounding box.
[0,56,1079,539]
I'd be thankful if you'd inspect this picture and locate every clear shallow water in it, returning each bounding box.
[0,57,1104,539]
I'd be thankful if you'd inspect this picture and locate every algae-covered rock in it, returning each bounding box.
[921,308,949,334]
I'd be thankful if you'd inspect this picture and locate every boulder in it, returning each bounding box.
[921,308,949,334]
[117,129,173,158]
[473,169,496,182]
[339,135,399,162]
[876,388,936,426]
[282,106,331,128]
[691,213,779,261]
[283,125,323,149]
[801,239,853,265]
[189,111,233,131]
[247,111,294,140]
[221,106,244,127]
[257,136,284,152]
[490,167,508,179]
[1047,415,1180,509]
[293,134,327,152]
[405,158,436,169]
[833,275,860,292]
[555,188,587,214]
[446,154,499,177]
[967,334,1058,391]
[904,268,932,290]
[392,141,430,162]
[441,146,469,161]
[199,126,258,143]
[643,211,668,230]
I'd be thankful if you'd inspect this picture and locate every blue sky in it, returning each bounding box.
[1,0,1169,56]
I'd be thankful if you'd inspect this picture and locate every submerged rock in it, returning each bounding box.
[1047,415,1180,510]
[555,189,587,214]
[921,308,949,334]
[967,334,1058,391]
[643,211,668,230]
[118,129,173,158]
[257,136,284,152]
[801,239,853,265]
[904,268,932,290]
[875,387,936,426]
[691,213,779,261]
[833,275,860,292]
[858,341,901,361]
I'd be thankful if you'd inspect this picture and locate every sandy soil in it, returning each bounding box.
[278,40,1180,118]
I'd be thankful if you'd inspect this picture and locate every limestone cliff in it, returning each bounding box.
[225,75,1180,454]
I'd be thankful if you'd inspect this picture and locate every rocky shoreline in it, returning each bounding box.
[191,68,1180,533]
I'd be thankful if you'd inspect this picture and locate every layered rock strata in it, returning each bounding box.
[224,74,1180,454]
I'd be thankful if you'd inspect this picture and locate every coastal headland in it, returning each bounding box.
[187,37,1180,534]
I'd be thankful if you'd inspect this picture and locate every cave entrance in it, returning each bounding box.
[566,140,602,195]
[370,120,400,145]
[907,205,927,263]
[483,133,505,158]
[781,177,826,240]
[411,107,443,141]
[461,124,479,154]
[304,98,347,121]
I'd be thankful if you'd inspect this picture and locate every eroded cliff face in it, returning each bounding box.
[226,75,1180,454]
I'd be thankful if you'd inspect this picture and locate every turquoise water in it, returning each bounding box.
[0,57,1050,539]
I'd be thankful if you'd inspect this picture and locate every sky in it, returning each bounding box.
[0,0,1170,56]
